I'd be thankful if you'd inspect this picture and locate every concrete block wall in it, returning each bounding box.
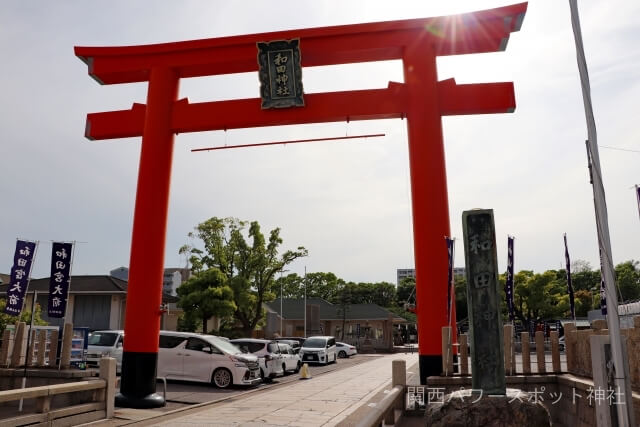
[428,374,640,427]
[566,316,640,391]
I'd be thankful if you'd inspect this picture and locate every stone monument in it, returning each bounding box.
[462,209,505,395]
[426,209,551,426]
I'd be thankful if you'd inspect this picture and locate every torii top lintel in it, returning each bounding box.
[76,2,526,140]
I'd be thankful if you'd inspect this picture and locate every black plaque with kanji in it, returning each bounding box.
[257,39,304,109]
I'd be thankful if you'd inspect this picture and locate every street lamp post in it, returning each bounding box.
[304,266,307,338]
[280,278,283,337]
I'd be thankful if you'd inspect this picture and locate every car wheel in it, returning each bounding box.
[212,368,232,388]
[338,350,347,358]
[260,368,272,383]
[295,361,301,373]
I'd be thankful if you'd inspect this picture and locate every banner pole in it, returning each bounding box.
[635,185,640,222]
[445,237,455,375]
[19,289,37,412]
[569,1,632,424]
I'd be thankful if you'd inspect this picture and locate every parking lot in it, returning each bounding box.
[127,354,382,413]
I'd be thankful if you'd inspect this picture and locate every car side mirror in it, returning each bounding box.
[202,346,212,353]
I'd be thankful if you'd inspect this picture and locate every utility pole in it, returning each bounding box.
[279,269,287,337]
[569,1,632,425]
[304,266,307,338]
[280,277,283,337]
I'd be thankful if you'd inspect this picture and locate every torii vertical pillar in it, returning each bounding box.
[115,67,179,408]
[404,45,452,383]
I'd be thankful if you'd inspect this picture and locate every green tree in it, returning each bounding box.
[387,305,414,323]
[176,311,198,332]
[512,270,570,323]
[177,268,236,333]
[335,282,354,340]
[343,282,369,304]
[275,273,304,298]
[366,282,397,307]
[181,217,308,335]
[0,300,47,334]
[341,282,396,307]
[454,275,468,322]
[308,272,345,302]
[574,289,593,317]
[396,277,416,306]
[556,261,601,293]
[274,272,345,302]
[616,260,640,302]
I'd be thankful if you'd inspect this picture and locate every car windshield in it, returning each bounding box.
[303,338,327,348]
[206,336,243,355]
[88,332,119,346]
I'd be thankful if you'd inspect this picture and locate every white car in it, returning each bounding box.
[277,342,301,373]
[299,336,337,365]
[230,338,285,381]
[336,342,357,358]
[87,330,124,373]
[157,331,261,388]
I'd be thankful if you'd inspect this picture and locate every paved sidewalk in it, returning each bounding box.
[149,353,418,427]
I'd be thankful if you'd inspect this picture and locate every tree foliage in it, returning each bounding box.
[0,300,47,334]
[616,261,640,302]
[275,272,344,301]
[396,277,416,306]
[178,216,640,337]
[454,275,468,322]
[501,259,640,323]
[176,268,236,333]
[180,217,308,335]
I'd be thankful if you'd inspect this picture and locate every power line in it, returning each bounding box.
[599,145,640,154]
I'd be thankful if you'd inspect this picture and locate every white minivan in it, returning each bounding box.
[230,338,285,381]
[87,330,124,373]
[299,336,337,365]
[157,331,261,388]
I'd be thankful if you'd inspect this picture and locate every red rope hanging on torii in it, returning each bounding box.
[191,133,385,152]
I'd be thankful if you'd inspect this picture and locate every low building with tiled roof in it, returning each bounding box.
[0,275,178,331]
[263,298,407,352]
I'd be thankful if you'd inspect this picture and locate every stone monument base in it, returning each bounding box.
[425,388,551,427]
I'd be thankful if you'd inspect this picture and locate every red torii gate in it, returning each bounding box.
[76,3,526,407]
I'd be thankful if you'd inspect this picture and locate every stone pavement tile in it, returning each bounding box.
[287,400,350,413]
[113,408,160,420]
[270,408,306,418]
[288,414,332,426]
[256,416,299,424]
[185,415,243,424]
[268,395,304,402]
[155,354,418,426]
[163,423,235,427]
[239,422,281,427]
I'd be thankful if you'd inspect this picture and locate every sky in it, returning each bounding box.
[0,1,638,285]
